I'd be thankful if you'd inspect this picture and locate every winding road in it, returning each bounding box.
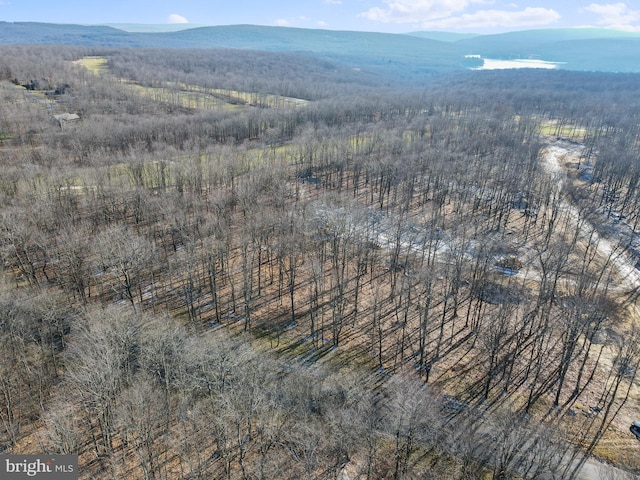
[542,140,640,480]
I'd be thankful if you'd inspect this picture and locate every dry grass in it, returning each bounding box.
[73,56,108,74]
[72,56,308,111]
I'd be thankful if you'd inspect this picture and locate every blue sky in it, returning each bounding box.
[1,0,639,33]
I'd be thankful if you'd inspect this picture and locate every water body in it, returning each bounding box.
[466,55,564,70]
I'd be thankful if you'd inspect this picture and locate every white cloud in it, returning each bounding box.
[419,7,560,30]
[584,3,640,31]
[168,14,189,24]
[274,16,312,27]
[360,0,478,24]
[317,20,329,27]
[359,0,560,31]
[324,0,342,4]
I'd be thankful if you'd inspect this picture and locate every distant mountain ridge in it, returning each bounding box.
[407,31,481,42]
[454,28,640,72]
[101,23,208,33]
[0,22,639,74]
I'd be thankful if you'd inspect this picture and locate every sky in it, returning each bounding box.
[1,0,640,34]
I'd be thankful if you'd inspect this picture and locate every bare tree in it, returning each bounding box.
[116,373,168,480]
[484,408,568,480]
[93,225,156,310]
[40,398,82,455]
[65,306,141,459]
[383,373,441,480]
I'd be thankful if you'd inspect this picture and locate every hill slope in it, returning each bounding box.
[1,22,640,74]
[455,28,640,72]
[0,22,475,77]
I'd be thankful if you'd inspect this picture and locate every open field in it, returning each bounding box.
[73,55,108,74]
[73,56,310,110]
[540,119,589,142]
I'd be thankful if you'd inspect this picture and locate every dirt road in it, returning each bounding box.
[542,140,640,292]
[542,139,640,480]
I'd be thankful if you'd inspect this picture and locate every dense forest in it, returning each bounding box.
[2,23,640,73]
[1,44,640,479]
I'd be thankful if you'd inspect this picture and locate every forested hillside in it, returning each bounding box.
[2,22,640,73]
[1,44,640,479]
